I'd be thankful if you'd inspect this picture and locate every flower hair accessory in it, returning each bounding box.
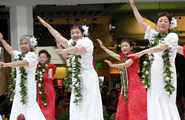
[82,25,89,36]
[170,17,177,30]
[132,41,136,49]
[29,35,37,48]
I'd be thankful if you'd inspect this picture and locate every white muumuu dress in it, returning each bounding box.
[145,26,180,120]
[10,51,46,120]
[68,37,104,120]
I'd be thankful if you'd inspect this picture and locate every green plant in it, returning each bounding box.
[103,107,115,120]
[55,108,69,120]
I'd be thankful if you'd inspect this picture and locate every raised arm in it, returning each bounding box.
[97,39,120,61]
[0,33,15,56]
[104,59,133,68]
[130,0,148,32]
[177,45,184,56]
[37,16,69,48]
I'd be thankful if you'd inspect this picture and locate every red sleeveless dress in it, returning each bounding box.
[115,52,147,120]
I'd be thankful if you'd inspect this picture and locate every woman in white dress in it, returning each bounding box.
[0,33,46,120]
[129,0,180,120]
[37,16,104,120]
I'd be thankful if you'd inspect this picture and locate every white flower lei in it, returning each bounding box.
[82,25,89,36]
[141,17,177,96]
[35,61,50,105]
[64,42,82,105]
[8,52,29,104]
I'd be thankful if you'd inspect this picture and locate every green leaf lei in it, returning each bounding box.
[141,32,175,97]
[35,61,50,105]
[63,42,82,105]
[8,53,28,105]
[120,52,131,104]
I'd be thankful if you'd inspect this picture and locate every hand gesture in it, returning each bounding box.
[96,39,104,48]
[37,16,49,27]
[0,33,4,41]
[0,62,7,68]
[55,49,66,54]
[130,0,135,8]
[154,26,159,31]
[104,60,113,67]
[128,52,142,58]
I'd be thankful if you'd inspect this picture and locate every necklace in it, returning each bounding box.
[120,52,131,104]
[141,32,175,97]
[64,42,82,105]
[35,61,50,105]
[8,52,27,105]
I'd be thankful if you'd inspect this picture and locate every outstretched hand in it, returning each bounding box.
[128,52,142,58]
[55,49,66,54]
[104,60,113,67]
[0,33,4,41]
[37,16,49,27]
[96,39,104,48]
[154,26,159,31]
[129,0,135,8]
[0,62,7,68]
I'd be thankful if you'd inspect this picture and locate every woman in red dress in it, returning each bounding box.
[36,49,56,120]
[97,38,147,120]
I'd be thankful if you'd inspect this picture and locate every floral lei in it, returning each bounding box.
[64,42,82,105]
[35,60,50,105]
[141,17,177,97]
[141,32,175,97]
[120,52,131,104]
[8,35,37,105]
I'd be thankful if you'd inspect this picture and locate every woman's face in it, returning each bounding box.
[156,16,170,34]
[20,39,31,53]
[39,53,48,64]
[70,27,83,42]
[121,42,132,54]
[111,91,117,99]
[59,99,66,107]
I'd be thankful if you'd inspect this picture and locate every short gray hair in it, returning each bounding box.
[20,35,33,48]
[20,35,31,42]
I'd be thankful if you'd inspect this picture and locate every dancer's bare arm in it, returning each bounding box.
[97,39,120,60]
[130,0,148,32]
[128,43,169,58]
[55,46,87,55]
[0,60,29,68]
[177,45,184,56]
[0,33,15,56]
[104,59,133,68]
[56,40,68,59]
[38,16,69,48]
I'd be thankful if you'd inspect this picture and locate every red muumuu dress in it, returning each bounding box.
[36,62,56,120]
[115,52,147,120]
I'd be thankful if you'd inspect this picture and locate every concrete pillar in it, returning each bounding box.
[9,5,33,51]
